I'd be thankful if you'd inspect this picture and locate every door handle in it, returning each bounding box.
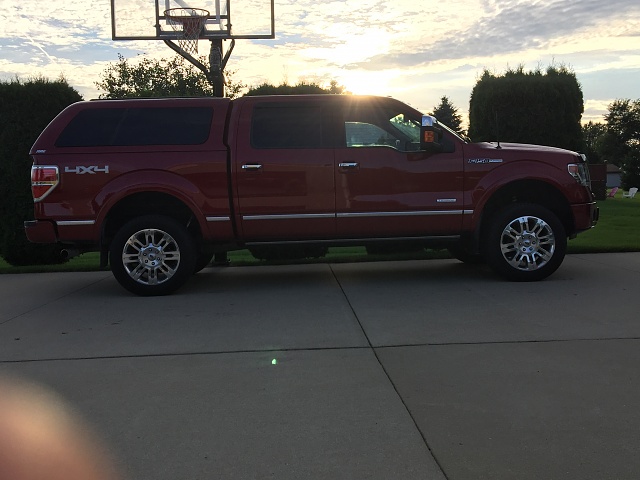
[339,162,359,169]
[241,164,263,171]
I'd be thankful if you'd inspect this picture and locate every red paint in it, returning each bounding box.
[25,95,596,259]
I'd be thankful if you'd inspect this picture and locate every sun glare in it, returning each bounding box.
[305,28,392,66]
[336,69,398,96]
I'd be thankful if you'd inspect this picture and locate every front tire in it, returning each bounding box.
[110,215,196,296]
[485,204,566,282]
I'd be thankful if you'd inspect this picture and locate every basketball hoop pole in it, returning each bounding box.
[163,37,235,97]
[209,38,235,97]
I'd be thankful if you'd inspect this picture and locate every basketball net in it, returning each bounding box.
[164,8,210,55]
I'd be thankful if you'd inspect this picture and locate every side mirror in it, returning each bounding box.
[420,115,443,152]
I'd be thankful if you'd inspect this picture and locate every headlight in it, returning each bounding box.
[568,161,590,187]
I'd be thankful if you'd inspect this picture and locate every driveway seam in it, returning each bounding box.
[0,346,372,364]
[3,337,638,364]
[328,264,451,480]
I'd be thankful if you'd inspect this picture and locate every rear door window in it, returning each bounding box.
[250,105,324,149]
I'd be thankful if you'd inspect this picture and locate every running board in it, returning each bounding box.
[244,235,461,248]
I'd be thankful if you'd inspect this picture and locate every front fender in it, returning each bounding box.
[464,160,575,230]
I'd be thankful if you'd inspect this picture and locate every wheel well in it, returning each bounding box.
[102,192,201,249]
[477,180,574,248]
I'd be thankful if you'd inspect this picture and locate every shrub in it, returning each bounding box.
[0,77,82,265]
[468,65,584,151]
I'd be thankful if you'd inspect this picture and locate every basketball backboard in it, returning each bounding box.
[111,0,275,40]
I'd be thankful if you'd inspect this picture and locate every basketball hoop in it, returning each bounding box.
[164,8,210,55]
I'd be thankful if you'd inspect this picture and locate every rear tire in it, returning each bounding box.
[484,204,566,282]
[110,215,196,296]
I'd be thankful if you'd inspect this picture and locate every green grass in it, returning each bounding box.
[0,253,104,274]
[566,196,640,253]
[1,197,637,273]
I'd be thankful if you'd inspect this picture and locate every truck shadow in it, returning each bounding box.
[185,259,499,294]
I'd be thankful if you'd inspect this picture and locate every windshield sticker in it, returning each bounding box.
[468,158,503,164]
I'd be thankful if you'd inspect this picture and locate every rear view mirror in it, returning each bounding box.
[420,115,443,152]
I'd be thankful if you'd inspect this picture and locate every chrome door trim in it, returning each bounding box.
[337,210,469,218]
[242,210,473,221]
[243,213,336,221]
[56,220,96,226]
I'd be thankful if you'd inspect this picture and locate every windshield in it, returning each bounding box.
[436,119,469,143]
[389,114,420,143]
[390,111,469,144]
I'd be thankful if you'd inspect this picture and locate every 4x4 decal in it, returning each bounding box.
[65,166,110,174]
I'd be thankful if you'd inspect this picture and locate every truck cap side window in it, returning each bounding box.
[55,108,125,147]
[55,107,214,147]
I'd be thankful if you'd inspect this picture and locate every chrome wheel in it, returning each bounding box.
[122,228,181,285]
[111,215,196,296]
[485,204,566,282]
[499,215,555,271]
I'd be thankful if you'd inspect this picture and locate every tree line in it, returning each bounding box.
[0,57,637,265]
[583,100,640,189]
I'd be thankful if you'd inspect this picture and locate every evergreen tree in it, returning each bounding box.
[430,96,464,135]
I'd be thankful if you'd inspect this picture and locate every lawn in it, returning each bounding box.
[566,196,640,253]
[1,196,638,273]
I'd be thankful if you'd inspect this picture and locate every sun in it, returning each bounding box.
[300,28,397,96]
[303,27,392,66]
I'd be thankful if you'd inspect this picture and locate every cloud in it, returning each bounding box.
[348,0,640,70]
[1,0,639,120]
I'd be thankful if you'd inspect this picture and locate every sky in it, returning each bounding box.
[1,0,640,126]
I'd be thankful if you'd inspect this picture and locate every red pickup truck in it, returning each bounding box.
[25,95,598,295]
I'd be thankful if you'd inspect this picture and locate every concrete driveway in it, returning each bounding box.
[1,253,639,479]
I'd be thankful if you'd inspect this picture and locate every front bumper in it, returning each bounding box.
[571,201,599,233]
